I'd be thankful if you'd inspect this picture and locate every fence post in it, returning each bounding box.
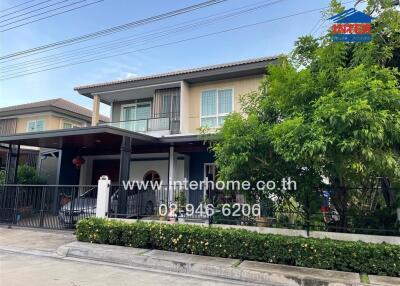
[39,186,46,228]
[96,176,111,218]
[305,190,311,237]
[136,188,140,220]
[12,186,20,225]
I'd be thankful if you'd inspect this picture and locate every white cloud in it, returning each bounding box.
[117,72,139,80]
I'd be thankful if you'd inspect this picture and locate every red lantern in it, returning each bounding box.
[72,155,85,169]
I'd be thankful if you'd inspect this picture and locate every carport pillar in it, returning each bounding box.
[118,136,132,216]
[168,145,177,204]
[5,144,20,184]
[91,94,100,126]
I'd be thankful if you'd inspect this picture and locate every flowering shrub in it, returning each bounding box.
[76,217,400,276]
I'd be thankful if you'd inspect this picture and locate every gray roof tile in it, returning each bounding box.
[74,56,277,91]
[0,98,109,122]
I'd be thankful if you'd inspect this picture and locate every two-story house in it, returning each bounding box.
[0,98,109,182]
[0,56,276,216]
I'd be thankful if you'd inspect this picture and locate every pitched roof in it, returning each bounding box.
[74,56,277,92]
[0,98,109,122]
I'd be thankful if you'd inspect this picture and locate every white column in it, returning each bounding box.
[96,175,111,218]
[92,94,100,126]
[180,81,190,133]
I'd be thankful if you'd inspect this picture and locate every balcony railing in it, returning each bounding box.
[100,116,180,134]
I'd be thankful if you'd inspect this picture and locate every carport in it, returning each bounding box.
[0,126,161,215]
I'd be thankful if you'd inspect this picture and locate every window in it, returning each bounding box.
[27,119,44,132]
[62,122,80,129]
[201,88,233,127]
[121,103,151,132]
[63,122,73,129]
[143,170,161,184]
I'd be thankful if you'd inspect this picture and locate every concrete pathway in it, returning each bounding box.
[0,250,262,286]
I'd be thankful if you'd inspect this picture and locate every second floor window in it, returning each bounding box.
[63,121,81,129]
[63,122,73,129]
[27,119,44,132]
[201,88,233,128]
[121,103,151,132]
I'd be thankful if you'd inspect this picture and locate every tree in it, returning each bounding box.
[211,0,400,226]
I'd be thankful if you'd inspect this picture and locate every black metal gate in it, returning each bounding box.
[107,185,213,221]
[0,185,97,230]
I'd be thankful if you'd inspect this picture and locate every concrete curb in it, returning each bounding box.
[369,275,400,286]
[57,242,367,286]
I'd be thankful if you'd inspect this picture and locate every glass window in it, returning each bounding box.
[218,89,233,114]
[63,122,73,129]
[27,119,44,132]
[201,90,217,117]
[200,88,233,128]
[122,103,151,132]
[143,170,161,184]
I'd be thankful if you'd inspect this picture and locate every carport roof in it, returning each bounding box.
[0,126,160,155]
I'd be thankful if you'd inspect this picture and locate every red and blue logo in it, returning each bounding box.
[329,8,373,42]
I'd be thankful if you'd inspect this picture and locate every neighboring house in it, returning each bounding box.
[0,98,109,182]
[0,56,276,215]
[0,98,108,135]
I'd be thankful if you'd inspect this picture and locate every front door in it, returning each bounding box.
[91,159,120,184]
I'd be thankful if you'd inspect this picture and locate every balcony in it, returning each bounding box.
[99,115,180,135]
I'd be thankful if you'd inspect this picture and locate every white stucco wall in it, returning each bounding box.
[129,159,185,185]
[80,155,186,186]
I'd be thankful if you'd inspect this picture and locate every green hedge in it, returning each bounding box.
[76,218,400,277]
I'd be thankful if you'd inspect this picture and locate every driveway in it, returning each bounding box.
[0,226,75,252]
[0,227,273,285]
[0,250,268,286]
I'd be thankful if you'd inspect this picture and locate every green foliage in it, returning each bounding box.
[16,164,46,185]
[77,218,400,276]
[175,189,187,212]
[0,169,5,184]
[211,0,400,220]
[212,203,256,225]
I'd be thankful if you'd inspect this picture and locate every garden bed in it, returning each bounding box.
[76,217,400,277]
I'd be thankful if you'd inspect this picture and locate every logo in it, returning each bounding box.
[329,8,373,42]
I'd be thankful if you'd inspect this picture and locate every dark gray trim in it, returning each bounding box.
[0,126,160,144]
[5,144,20,184]
[160,134,205,143]
[130,157,184,161]
[118,136,132,214]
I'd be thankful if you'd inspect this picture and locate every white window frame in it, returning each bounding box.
[61,120,81,129]
[63,122,73,129]
[200,88,234,128]
[26,119,45,132]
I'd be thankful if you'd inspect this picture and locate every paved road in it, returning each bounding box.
[0,250,272,286]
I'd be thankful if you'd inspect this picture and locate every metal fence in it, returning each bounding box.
[108,185,400,236]
[108,185,208,222]
[3,183,396,236]
[0,185,97,230]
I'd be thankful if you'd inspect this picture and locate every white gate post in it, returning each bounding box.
[96,175,111,218]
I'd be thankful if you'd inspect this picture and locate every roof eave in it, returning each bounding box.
[74,57,277,98]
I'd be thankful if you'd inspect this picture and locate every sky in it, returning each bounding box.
[0,0,356,117]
